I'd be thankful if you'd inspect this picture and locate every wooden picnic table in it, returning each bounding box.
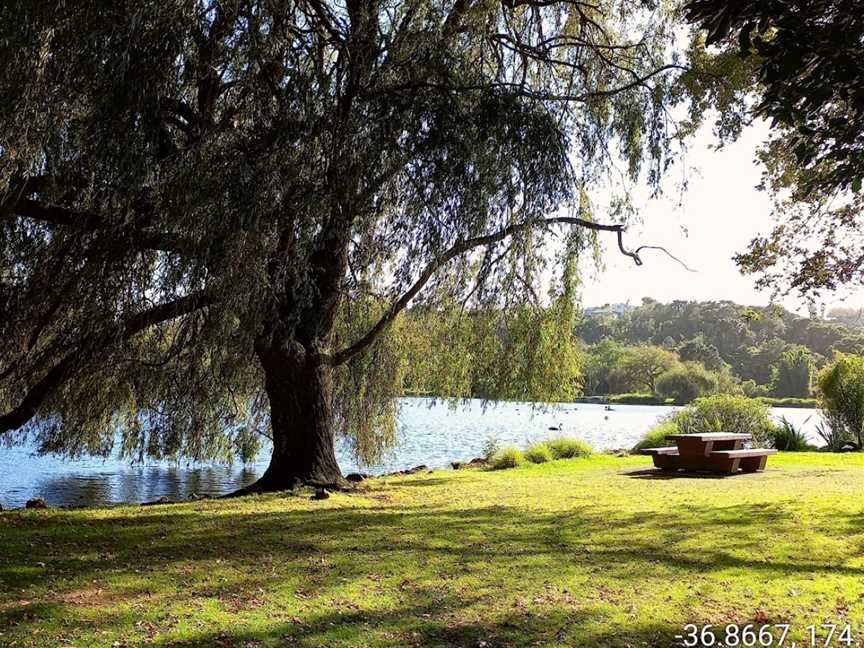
[641,432,776,475]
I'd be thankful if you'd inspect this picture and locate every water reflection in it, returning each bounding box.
[0,399,819,509]
[19,465,261,508]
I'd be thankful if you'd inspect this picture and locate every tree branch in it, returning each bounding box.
[0,290,218,436]
[329,216,639,366]
[10,199,197,255]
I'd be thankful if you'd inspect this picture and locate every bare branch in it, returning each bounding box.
[633,245,697,272]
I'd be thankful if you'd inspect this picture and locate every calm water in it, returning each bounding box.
[0,399,820,508]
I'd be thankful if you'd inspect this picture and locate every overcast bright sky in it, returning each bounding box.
[579,122,863,315]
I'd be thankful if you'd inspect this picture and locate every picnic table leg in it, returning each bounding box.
[741,455,768,472]
[652,454,679,470]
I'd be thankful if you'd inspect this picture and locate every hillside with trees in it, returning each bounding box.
[577,299,864,402]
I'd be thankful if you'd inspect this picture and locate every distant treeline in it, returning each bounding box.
[398,298,861,404]
[576,299,864,402]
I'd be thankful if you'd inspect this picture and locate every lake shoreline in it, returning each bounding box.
[0,401,821,509]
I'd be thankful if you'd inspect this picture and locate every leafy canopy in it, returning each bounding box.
[0,0,711,464]
[685,0,864,297]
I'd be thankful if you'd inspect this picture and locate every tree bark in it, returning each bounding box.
[235,341,344,494]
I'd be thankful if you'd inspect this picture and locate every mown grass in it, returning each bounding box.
[3,453,864,647]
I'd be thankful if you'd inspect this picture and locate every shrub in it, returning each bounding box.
[771,346,815,398]
[608,393,668,405]
[742,380,772,398]
[546,437,592,459]
[656,363,717,403]
[817,353,864,448]
[491,446,524,469]
[632,419,678,451]
[671,394,777,446]
[524,442,553,463]
[769,416,812,451]
[816,411,853,451]
[481,437,501,461]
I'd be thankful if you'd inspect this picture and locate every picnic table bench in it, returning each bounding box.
[641,433,776,474]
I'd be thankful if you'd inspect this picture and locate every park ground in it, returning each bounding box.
[3,454,864,647]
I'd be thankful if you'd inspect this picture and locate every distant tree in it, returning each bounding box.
[737,338,788,385]
[770,346,814,398]
[577,315,623,346]
[582,338,626,396]
[827,308,864,329]
[817,354,864,449]
[676,336,726,372]
[579,299,864,387]
[617,346,680,394]
[656,362,717,403]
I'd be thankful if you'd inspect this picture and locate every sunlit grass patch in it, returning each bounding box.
[2,453,864,647]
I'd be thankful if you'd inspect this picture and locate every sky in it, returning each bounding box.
[578,122,863,315]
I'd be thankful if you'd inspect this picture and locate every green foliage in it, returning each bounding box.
[815,412,852,452]
[769,417,812,451]
[491,446,525,470]
[742,380,771,398]
[403,293,583,405]
[817,353,864,448]
[671,394,777,446]
[332,300,407,465]
[686,0,864,296]
[655,362,717,403]
[0,0,700,470]
[756,397,818,409]
[614,345,679,393]
[577,300,863,390]
[632,420,678,451]
[524,442,554,464]
[676,336,727,372]
[481,437,501,462]
[546,437,592,459]
[582,338,626,396]
[607,393,670,405]
[771,346,814,398]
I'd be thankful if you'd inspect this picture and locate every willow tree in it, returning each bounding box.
[0,0,705,491]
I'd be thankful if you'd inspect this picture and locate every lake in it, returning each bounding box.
[0,399,821,508]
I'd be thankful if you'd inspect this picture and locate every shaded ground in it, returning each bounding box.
[3,453,864,647]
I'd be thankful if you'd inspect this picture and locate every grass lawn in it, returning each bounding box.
[3,453,864,647]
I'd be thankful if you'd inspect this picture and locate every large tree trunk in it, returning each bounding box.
[237,342,344,493]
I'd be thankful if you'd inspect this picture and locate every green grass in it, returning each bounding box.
[4,453,864,647]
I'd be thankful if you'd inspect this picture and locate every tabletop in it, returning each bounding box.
[665,433,752,442]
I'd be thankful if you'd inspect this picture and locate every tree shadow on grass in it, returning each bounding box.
[623,468,775,480]
[2,480,863,646]
[156,605,680,648]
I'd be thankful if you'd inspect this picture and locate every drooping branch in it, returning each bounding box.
[9,198,198,255]
[0,289,218,436]
[367,65,689,103]
[330,216,641,366]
